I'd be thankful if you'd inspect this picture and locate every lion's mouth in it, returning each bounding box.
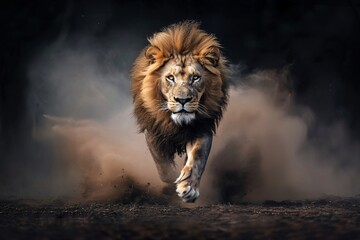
[173,109,192,114]
[171,111,196,125]
[170,107,196,124]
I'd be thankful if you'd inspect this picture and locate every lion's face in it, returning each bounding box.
[160,56,205,125]
[131,21,228,135]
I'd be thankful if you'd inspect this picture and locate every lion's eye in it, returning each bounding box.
[166,75,175,82]
[192,75,201,82]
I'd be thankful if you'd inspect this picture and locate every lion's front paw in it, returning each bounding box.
[174,165,200,202]
[175,181,199,203]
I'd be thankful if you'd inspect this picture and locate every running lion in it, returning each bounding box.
[131,21,229,202]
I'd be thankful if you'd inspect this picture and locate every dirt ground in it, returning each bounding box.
[0,197,359,239]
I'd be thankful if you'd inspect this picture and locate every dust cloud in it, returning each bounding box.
[26,34,360,203]
[27,35,167,203]
[201,70,360,203]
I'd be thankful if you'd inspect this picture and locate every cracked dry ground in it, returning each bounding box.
[0,198,359,239]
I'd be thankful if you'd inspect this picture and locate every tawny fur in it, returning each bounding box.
[131,21,229,160]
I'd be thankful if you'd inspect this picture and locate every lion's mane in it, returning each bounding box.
[131,21,229,157]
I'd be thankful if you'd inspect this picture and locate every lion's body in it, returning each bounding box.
[131,21,229,202]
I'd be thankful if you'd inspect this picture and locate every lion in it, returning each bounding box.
[131,21,229,202]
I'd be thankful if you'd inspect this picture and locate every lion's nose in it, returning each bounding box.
[174,97,192,105]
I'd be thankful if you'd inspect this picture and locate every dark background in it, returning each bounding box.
[1,0,359,195]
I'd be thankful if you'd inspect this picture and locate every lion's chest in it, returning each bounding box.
[151,120,214,157]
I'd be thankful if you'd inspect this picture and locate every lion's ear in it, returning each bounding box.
[199,46,220,67]
[145,46,163,64]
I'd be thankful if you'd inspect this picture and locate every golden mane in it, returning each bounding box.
[131,21,229,155]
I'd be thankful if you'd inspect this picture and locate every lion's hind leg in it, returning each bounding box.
[175,134,212,202]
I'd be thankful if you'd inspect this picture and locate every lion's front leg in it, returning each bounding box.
[175,134,212,202]
[145,131,177,184]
